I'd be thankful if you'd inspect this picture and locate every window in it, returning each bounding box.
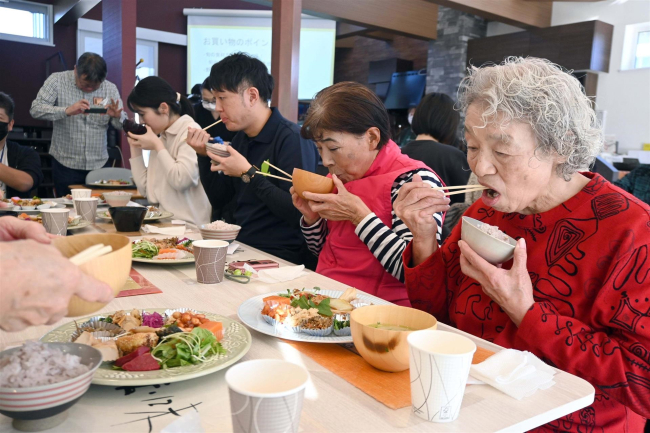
[621,22,650,71]
[635,30,650,69]
[0,0,53,46]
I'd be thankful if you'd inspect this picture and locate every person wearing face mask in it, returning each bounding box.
[30,53,123,197]
[0,93,43,199]
[126,76,210,226]
[185,53,319,267]
[395,104,417,147]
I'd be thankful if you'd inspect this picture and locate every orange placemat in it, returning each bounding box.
[285,340,494,410]
[116,269,163,297]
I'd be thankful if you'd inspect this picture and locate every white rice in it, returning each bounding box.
[477,222,511,243]
[0,342,90,388]
[205,220,240,231]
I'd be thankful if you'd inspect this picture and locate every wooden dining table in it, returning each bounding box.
[0,215,595,433]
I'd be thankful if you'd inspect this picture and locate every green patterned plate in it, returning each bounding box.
[40,309,252,386]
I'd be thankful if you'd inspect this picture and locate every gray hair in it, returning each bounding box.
[458,57,603,180]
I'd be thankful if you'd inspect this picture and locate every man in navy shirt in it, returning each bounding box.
[186,53,318,266]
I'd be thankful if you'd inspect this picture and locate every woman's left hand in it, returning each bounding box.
[303,174,371,225]
[127,125,164,152]
[458,238,534,327]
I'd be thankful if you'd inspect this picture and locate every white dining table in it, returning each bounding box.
[0,219,595,433]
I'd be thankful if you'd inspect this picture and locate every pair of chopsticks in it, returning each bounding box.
[69,244,113,266]
[255,162,293,183]
[182,119,223,143]
[433,184,488,197]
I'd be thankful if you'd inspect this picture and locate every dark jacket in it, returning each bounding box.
[198,108,319,265]
[3,140,43,197]
[401,139,471,204]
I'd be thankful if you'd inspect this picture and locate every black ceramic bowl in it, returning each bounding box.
[0,209,18,217]
[108,206,147,232]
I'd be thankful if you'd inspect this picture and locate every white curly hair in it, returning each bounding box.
[458,57,603,180]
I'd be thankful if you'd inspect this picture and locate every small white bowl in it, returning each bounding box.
[102,192,132,207]
[37,203,52,210]
[461,216,516,264]
[20,205,35,211]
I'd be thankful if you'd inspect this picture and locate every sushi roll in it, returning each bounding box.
[153,248,191,260]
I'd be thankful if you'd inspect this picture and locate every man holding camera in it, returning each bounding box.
[30,52,123,196]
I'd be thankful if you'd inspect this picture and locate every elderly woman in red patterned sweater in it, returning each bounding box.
[395,57,650,433]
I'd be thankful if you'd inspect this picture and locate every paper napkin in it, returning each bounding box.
[257,265,306,284]
[142,224,186,236]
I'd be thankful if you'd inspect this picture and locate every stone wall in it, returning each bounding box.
[426,6,487,101]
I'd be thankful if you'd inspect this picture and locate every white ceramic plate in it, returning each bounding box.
[87,181,136,189]
[97,210,174,222]
[132,256,195,265]
[58,198,109,207]
[40,308,252,386]
[67,220,92,230]
[15,203,66,214]
[237,289,392,343]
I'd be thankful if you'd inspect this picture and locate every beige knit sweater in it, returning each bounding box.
[130,115,211,225]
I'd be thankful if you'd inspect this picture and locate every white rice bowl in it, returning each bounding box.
[0,342,90,388]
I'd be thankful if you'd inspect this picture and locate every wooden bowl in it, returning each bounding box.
[52,233,132,317]
[350,305,437,372]
[292,168,334,200]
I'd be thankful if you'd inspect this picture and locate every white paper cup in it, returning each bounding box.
[193,240,229,284]
[71,188,92,199]
[407,330,476,423]
[73,197,98,222]
[41,208,70,236]
[225,360,309,433]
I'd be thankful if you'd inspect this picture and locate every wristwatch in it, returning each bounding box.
[241,166,257,183]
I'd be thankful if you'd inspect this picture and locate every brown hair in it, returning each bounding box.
[301,82,391,149]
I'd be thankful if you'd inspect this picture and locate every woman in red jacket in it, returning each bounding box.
[395,57,650,432]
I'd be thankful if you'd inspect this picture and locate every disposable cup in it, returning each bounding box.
[407,330,476,423]
[193,240,229,284]
[225,360,309,433]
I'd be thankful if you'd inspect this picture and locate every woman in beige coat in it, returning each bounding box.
[126,77,210,225]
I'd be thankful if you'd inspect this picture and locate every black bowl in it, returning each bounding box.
[0,209,18,217]
[108,206,147,232]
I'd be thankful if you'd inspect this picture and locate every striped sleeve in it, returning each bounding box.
[355,169,444,282]
[300,217,328,256]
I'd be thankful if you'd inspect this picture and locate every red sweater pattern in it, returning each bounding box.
[404,173,650,432]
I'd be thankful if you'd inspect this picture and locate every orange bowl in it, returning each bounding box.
[52,233,131,317]
[292,168,334,200]
[351,305,438,372]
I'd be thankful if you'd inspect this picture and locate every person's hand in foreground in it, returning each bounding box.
[0,218,114,331]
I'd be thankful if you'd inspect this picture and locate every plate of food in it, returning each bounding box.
[132,237,195,264]
[60,194,109,207]
[88,179,136,189]
[40,308,252,386]
[97,206,173,222]
[1,197,65,214]
[17,213,92,230]
[237,287,392,343]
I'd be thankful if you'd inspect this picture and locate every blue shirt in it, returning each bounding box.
[198,108,318,264]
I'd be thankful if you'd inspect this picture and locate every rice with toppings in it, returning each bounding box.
[205,220,240,231]
[476,222,511,243]
[0,342,90,388]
